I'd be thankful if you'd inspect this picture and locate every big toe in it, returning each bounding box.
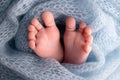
[42,11,56,28]
[66,16,76,32]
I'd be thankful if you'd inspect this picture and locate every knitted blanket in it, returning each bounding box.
[0,0,120,80]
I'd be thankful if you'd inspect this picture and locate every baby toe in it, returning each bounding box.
[83,44,92,53]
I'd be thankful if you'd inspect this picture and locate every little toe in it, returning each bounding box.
[31,18,43,30]
[78,21,86,33]
[29,40,36,50]
[83,44,92,53]
[42,11,56,28]
[66,16,76,32]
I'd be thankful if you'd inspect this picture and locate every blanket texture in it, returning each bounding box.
[0,0,120,80]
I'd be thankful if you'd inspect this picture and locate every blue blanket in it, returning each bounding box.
[0,0,120,80]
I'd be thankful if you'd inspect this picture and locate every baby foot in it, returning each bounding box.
[63,17,93,64]
[28,11,63,62]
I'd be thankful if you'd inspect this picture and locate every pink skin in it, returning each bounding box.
[63,17,93,64]
[28,11,93,64]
